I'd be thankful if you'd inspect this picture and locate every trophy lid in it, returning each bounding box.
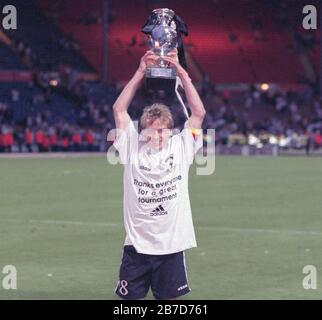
[152,8,175,20]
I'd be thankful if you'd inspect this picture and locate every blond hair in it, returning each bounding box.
[140,103,174,130]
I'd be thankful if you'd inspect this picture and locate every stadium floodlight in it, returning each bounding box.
[49,79,58,87]
[260,83,270,91]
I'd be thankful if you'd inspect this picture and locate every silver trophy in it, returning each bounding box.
[144,8,178,90]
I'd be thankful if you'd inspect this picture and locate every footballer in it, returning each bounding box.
[112,49,206,300]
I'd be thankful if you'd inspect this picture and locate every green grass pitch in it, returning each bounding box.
[0,155,321,299]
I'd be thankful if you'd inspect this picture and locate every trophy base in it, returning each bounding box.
[145,66,176,92]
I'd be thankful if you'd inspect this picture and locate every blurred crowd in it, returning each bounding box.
[1,75,322,153]
[199,80,322,151]
[1,0,321,154]
[0,103,106,153]
[0,77,114,153]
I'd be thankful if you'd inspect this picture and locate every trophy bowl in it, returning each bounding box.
[145,8,178,90]
[148,8,177,67]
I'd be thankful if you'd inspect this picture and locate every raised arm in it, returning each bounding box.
[162,53,206,129]
[113,51,158,130]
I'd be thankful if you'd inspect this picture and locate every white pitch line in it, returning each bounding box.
[197,226,322,236]
[29,219,119,227]
[0,218,119,228]
[1,218,322,236]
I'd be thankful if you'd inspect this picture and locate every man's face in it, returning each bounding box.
[141,118,172,151]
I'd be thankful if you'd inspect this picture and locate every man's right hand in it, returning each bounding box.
[112,51,158,131]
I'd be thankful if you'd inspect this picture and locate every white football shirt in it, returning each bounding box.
[113,120,202,255]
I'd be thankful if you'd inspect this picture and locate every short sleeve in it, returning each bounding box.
[180,121,203,164]
[113,121,138,164]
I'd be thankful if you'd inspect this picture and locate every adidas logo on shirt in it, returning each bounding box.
[150,205,168,216]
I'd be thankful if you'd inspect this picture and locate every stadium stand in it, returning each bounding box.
[3,0,94,72]
[37,0,320,83]
[0,0,321,154]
